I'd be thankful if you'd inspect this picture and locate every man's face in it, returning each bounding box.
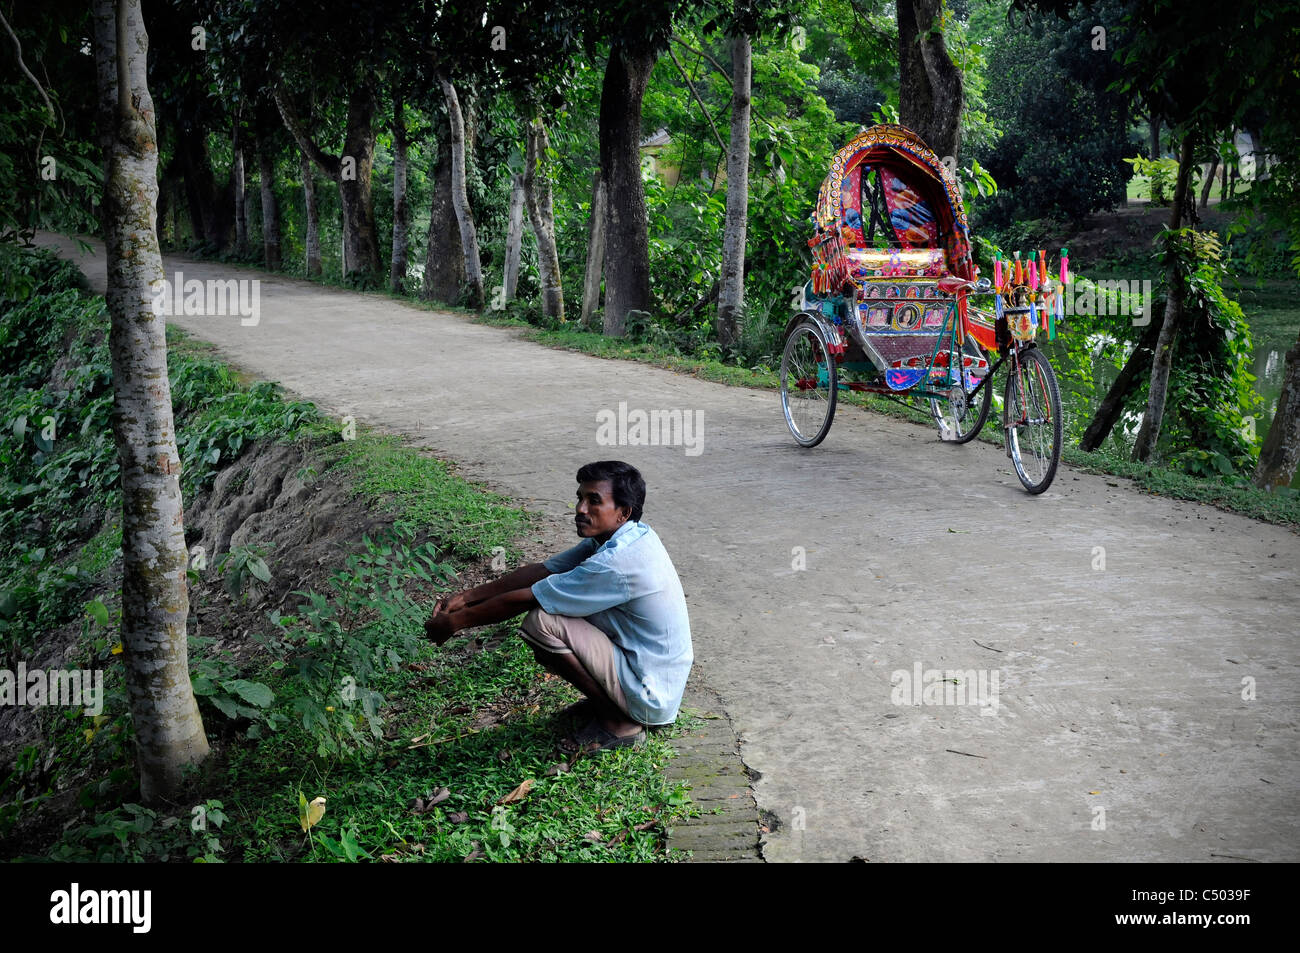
[574,479,631,542]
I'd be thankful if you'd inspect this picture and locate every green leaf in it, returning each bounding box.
[191,675,216,696]
[340,826,370,862]
[85,599,110,627]
[226,679,274,707]
[316,832,346,859]
[247,557,271,583]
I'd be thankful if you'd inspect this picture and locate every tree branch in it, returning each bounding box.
[670,34,732,84]
[666,44,727,153]
[0,8,57,128]
[272,87,340,179]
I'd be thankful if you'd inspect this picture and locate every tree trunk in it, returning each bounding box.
[717,26,752,350]
[423,113,465,302]
[581,170,607,327]
[155,177,171,245]
[1227,130,1239,199]
[503,171,525,302]
[390,90,409,293]
[299,148,320,276]
[438,75,484,309]
[523,116,564,320]
[897,0,964,160]
[232,122,248,256]
[95,0,209,804]
[339,85,380,277]
[1079,310,1164,451]
[1132,137,1196,462]
[1253,329,1300,490]
[172,183,181,244]
[1149,112,1161,159]
[600,43,656,335]
[257,138,281,270]
[1200,153,1219,208]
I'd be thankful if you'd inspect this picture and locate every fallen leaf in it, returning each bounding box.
[633,820,657,832]
[583,830,603,842]
[410,786,452,814]
[498,778,535,805]
[462,841,482,862]
[544,762,569,777]
[448,811,469,824]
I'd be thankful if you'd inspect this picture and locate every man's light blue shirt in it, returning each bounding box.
[531,520,692,726]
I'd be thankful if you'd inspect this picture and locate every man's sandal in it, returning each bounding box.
[559,719,646,756]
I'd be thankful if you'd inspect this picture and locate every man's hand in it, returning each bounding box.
[436,591,470,616]
[424,606,457,645]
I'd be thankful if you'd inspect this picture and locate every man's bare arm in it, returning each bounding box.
[440,562,553,613]
[454,587,539,630]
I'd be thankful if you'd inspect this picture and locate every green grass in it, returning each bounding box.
[219,631,695,863]
[26,620,697,862]
[475,311,782,389]
[315,431,534,564]
[75,521,122,578]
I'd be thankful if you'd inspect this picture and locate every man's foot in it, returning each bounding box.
[558,717,645,756]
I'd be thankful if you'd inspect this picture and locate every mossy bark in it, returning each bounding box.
[95,0,209,803]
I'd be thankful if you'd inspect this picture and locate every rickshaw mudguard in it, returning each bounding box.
[784,310,845,357]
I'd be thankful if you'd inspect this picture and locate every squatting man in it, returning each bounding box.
[424,461,693,754]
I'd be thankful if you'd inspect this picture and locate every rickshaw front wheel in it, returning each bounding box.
[1003,345,1063,493]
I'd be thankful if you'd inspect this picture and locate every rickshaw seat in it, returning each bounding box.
[844,247,948,280]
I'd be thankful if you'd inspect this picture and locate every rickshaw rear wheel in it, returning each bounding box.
[780,318,838,447]
[929,366,992,444]
[1003,345,1063,493]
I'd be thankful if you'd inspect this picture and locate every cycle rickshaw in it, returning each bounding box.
[779,124,1064,494]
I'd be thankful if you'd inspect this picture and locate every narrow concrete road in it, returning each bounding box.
[41,234,1299,862]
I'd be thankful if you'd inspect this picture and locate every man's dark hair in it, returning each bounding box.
[577,461,646,522]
